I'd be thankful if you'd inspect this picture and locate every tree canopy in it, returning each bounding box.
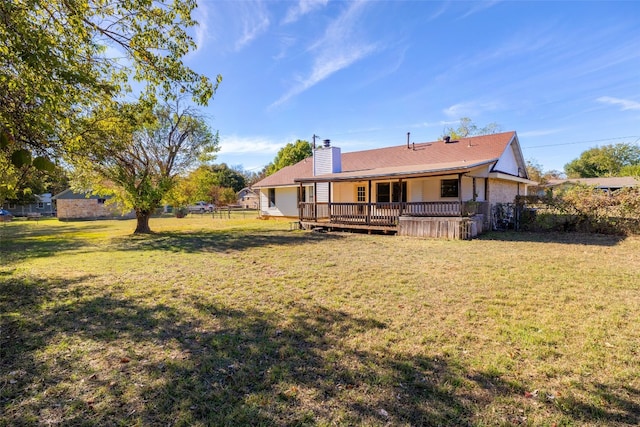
[71,99,217,233]
[165,163,246,208]
[265,140,312,176]
[1,0,221,181]
[564,143,640,178]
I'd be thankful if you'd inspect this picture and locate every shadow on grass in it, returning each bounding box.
[478,231,627,246]
[557,383,640,425]
[111,229,347,254]
[0,222,103,265]
[2,274,638,425]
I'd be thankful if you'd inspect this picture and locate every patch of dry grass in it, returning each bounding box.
[1,217,639,426]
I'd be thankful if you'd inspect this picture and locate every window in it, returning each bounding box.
[356,186,366,202]
[268,188,276,208]
[376,183,390,203]
[37,202,45,209]
[298,186,306,203]
[308,186,314,202]
[376,182,406,203]
[440,179,459,198]
[392,181,407,203]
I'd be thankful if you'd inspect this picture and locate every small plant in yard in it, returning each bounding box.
[0,217,639,426]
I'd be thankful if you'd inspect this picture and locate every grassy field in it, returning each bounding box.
[1,216,638,426]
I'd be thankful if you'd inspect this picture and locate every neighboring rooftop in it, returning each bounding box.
[546,177,639,189]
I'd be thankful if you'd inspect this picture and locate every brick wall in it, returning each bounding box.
[487,179,521,204]
[57,199,131,220]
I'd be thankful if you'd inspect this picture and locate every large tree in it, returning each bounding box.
[564,143,640,178]
[264,140,312,176]
[1,0,220,183]
[72,99,217,234]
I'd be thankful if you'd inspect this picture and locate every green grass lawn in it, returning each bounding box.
[1,217,638,426]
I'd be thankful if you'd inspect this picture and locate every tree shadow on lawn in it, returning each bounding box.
[0,223,105,265]
[112,229,348,254]
[478,231,627,247]
[2,274,638,426]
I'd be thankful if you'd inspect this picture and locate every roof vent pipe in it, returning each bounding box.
[407,132,410,149]
[443,135,451,143]
[323,139,331,148]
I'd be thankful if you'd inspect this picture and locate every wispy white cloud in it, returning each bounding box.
[353,45,407,89]
[459,0,503,19]
[282,0,329,25]
[428,2,449,21]
[234,1,270,51]
[410,120,459,129]
[443,101,501,118]
[518,128,566,138]
[219,134,285,155]
[273,35,297,61]
[270,1,380,108]
[597,96,640,111]
[189,2,210,56]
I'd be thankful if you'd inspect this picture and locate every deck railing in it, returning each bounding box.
[300,202,329,221]
[299,201,487,226]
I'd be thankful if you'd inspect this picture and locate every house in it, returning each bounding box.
[236,187,259,209]
[252,131,535,239]
[545,177,639,194]
[2,193,55,217]
[53,189,134,220]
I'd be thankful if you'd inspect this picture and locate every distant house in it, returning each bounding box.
[53,189,134,220]
[252,131,535,239]
[545,177,639,194]
[2,193,55,217]
[236,187,259,209]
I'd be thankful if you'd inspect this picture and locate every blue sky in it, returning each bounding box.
[184,0,640,174]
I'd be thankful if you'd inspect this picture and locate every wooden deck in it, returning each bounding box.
[298,201,489,239]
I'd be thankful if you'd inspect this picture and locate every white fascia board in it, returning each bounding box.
[488,172,538,186]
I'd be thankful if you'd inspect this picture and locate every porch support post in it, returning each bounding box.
[314,183,318,220]
[328,181,332,221]
[472,177,477,201]
[367,180,372,225]
[398,178,404,217]
[484,178,489,200]
[298,182,303,220]
[458,173,463,217]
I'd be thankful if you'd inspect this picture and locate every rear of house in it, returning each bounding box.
[253,132,535,239]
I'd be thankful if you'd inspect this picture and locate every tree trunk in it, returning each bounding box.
[134,209,153,234]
